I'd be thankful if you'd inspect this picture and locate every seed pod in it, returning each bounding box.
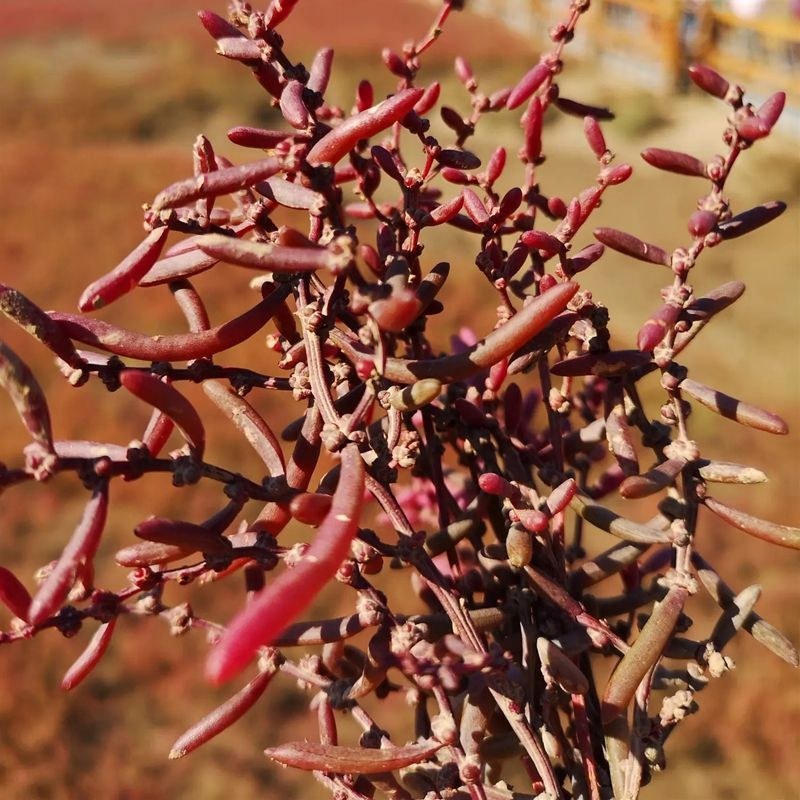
[537,637,589,694]
[0,340,53,452]
[307,47,334,95]
[422,194,464,227]
[583,116,608,161]
[440,105,471,138]
[555,97,614,120]
[264,0,301,27]
[415,262,450,311]
[551,349,651,378]
[215,36,264,61]
[369,288,421,333]
[679,377,788,435]
[171,664,277,759]
[454,55,476,90]
[688,209,718,237]
[736,114,771,141]
[197,235,336,273]
[503,244,530,281]
[197,10,242,40]
[715,201,786,240]
[682,280,745,324]
[256,178,324,211]
[0,285,84,368]
[142,408,175,457]
[120,370,204,458]
[273,613,372,648]
[115,540,194,567]
[264,739,444,773]
[382,47,409,78]
[521,230,563,259]
[170,279,210,334]
[694,558,799,666]
[61,619,117,691]
[279,80,310,129]
[424,515,486,557]
[672,280,746,353]
[250,62,284,99]
[593,227,671,267]
[414,81,440,115]
[637,299,685,352]
[152,158,282,211]
[569,540,653,592]
[640,147,706,178]
[605,403,639,476]
[202,380,284,476]
[135,517,232,555]
[454,396,488,428]
[228,125,302,150]
[756,91,786,130]
[78,227,169,311]
[512,508,549,535]
[575,185,603,227]
[566,242,604,276]
[0,566,32,621]
[289,493,333,526]
[206,444,365,683]
[478,472,519,501]
[52,289,287,362]
[370,145,404,183]
[140,221,255,285]
[562,198,581,235]
[522,96,543,163]
[571,494,672,544]
[620,458,685,499]
[435,149,481,171]
[547,478,577,516]
[462,188,490,226]
[506,524,534,567]
[389,379,442,412]
[601,585,688,722]
[696,460,766,484]
[486,357,508,393]
[703,496,800,550]
[48,440,129,461]
[29,483,109,626]
[355,79,373,112]
[507,62,550,110]
[485,146,506,185]
[488,86,512,110]
[688,63,730,99]
[306,88,424,167]
[140,246,217,287]
[601,163,632,186]
[710,583,762,651]
[227,127,299,149]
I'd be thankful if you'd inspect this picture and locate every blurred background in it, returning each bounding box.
[0,1,797,798]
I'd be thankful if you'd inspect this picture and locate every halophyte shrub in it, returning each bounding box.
[0,1,796,798]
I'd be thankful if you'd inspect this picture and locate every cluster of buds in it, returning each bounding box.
[0,2,795,798]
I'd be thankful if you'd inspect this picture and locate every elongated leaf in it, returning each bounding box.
[264,739,444,773]
[206,444,365,683]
